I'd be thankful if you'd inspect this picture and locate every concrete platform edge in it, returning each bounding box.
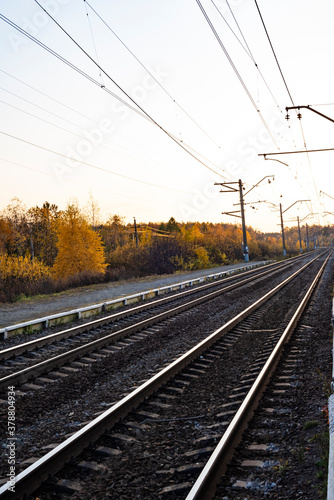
[0,261,270,339]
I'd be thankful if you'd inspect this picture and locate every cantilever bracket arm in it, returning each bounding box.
[286,105,334,124]
[263,156,289,166]
[222,211,242,218]
[282,199,311,214]
[320,190,334,202]
[214,182,238,193]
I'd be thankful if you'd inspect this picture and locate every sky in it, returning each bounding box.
[0,0,334,232]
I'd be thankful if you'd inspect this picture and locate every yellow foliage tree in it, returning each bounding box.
[0,253,50,281]
[193,246,210,269]
[52,203,107,279]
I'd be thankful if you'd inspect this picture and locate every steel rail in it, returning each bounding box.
[0,254,307,361]
[0,253,325,499]
[186,252,331,500]
[0,257,311,391]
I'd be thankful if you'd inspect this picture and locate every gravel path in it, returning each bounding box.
[0,261,266,328]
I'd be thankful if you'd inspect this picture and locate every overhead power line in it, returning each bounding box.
[0,96,194,183]
[253,0,321,216]
[0,14,148,121]
[211,0,252,58]
[84,0,225,152]
[253,0,294,107]
[0,130,194,194]
[0,71,226,177]
[211,0,282,113]
[195,0,279,149]
[0,156,157,205]
[29,2,229,179]
[0,11,228,180]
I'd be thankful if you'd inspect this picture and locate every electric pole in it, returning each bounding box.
[214,179,249,262]
[238,179,249,262]
[133,217,139,247]
[280,200,311,257]
[215,175,274,263]
[279,203,286,257]
[306,223,310,251]
[297,216,302,253]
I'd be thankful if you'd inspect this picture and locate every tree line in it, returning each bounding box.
[0,197,328,302]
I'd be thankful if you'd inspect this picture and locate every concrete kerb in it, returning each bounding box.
[0,262,269,340]
[328,297,334,500]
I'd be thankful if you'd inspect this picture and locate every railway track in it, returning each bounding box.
[0,250,331,499]
[0,254,308,393]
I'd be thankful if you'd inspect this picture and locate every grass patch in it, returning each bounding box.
[304,420,320,430]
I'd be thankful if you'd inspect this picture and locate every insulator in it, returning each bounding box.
[285,113,290,120]
[297,113,302,120]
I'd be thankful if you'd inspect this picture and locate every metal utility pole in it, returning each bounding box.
[279,204,286,257]
[214,179,249,262]
[297,216,302,253]
[299,213,318,252]
[238,179,249,262]
[133,217,139,247]
[215,176,274,263]
[280,200,311,257]
[306,223,310,251]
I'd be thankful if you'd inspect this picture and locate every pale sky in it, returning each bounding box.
[1,0,334,232]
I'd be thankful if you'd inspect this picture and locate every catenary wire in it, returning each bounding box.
[0,156,158,206]
[252,0,322,216]
[30,3,230,179]
[211,0,282,113]
[0,14,149,121]
[83,0,104,87]
[0,71,226,177]
[0,14,229,180]
[195,0,280,150]
[253,0,295,107]
[84,0,225,153]
[0,130,194,194]
[0,97,193,184]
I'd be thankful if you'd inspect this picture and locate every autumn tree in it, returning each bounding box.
[84,191,101,229]
[52,202,107,279]
[2,197,29,256]
[101,214,127,255]
[28,202,59,266]
[0,217,13,254]
[159,217,180,233]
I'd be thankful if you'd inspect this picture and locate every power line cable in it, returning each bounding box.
[0,84,229,181]
[0,156,156,205]
[252,0,321,214]
[195,0,279,149]
[0,70,221,176]
[0,130,194,194]
[211,0,282,113]
[84,0,225,153]
[1,12,229,180]
[0,97,192,183]
[253,0,294,107]
[0,14,149,122]
[30,2,230,178]
[211,0,253,58]
[0,69,101,126]
[83,0,104,87]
